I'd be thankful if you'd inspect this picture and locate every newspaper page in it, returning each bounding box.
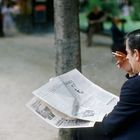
[32,69,119,122]
[27,96,95,128]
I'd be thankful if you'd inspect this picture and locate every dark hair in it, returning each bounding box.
[125,29,140,52]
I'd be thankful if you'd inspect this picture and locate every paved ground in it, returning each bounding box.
[0,32,127,140]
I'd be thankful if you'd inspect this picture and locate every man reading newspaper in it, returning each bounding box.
[28,29,140,140]
[75,29,140,140]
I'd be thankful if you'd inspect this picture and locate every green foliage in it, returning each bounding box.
[79,0,140,32]
[84,0,119,16]
[101,1,119,16]
[131,0,140,21]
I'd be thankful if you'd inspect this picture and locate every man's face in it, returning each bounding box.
[126,39,139,74]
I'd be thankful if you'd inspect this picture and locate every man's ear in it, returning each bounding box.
[134,49,140,61]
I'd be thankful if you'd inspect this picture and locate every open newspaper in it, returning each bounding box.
[27,69,119,128]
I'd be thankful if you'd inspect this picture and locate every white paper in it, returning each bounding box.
[27,96,95,128]
[32,69,119,122]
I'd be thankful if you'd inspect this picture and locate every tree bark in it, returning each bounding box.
[54,0,81,76]
[54,0,81,139]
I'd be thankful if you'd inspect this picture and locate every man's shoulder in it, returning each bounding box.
[127,75,140,82]
[121,76,140,103]
[123,75,140,89]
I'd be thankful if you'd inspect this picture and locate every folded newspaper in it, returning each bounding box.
[27,69,119,128]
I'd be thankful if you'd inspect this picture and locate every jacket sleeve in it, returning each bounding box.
[96,77,140,137]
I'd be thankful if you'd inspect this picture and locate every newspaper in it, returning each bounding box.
[27,69,119,128]
[27,96,95,128]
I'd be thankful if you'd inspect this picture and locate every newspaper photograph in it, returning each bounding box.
[32,69,119,122]
[27,96,95,128]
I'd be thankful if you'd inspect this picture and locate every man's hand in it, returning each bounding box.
[113,51,133,75]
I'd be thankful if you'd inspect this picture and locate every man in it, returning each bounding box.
[111,17,126,54]
[75,29,140,140]
[86,6,107,47]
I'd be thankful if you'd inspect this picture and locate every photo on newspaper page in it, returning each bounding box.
[27,96,95,128]
[32,69,119,122]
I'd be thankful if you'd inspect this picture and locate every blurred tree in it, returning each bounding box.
[131,0,140,20]
[54,0,81,139]
[54,0,81,75]
[86,0,119,16]
[101,0,119,16]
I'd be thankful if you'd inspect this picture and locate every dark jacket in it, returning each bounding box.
[111,23,126,54]
[98,75,140,140]
[75,75,140,140]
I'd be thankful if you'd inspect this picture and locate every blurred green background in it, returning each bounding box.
[79,0,140,33]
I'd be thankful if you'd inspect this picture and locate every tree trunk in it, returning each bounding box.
[54,0,81,139]
[54,0,81,76]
